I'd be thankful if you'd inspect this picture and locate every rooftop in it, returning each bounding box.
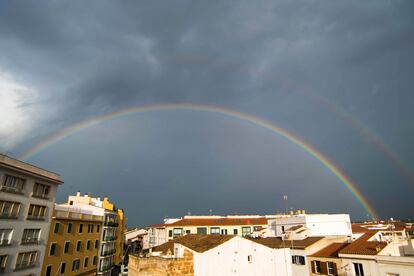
[151,217,268,228]
[249,237,323,249]
[339,232,387,255]
[0,154,62,183]
[152,234,236,253]
[311,243,349,258]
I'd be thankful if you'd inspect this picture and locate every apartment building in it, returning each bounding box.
[144,215,269,249]
[41,192,125,276]
[0,154,63,275]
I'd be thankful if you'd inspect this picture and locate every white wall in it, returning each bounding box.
[189,236,292,276]
[269,214,352,238]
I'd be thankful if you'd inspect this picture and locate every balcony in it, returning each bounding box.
[54,210,103,222]
[14,262,37,271]
[0,214,18,220]
[31,193,49,200]
[103,236,117,242]
[21,238,41,245]
[98,263,113,273]
[0,185,24,195]
[0,239,11,247]
[26,215,46,221]
[101,249,116,256]
[104,221,118,227]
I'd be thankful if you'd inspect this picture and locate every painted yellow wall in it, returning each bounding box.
[114,208,126,265]
[41,211,103,276]
[103,197,114,211]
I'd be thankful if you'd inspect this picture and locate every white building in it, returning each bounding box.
[144,214,270,249]
[131,234,292,276]
[268,213,352,239]
[0,154,63,275]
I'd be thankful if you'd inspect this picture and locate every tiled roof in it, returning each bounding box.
[249,237,323,249]
[287,225,303,231]
[339,232,387,255]
[152,217,268,228]
[152,234,236,253]
[311,243,349,258]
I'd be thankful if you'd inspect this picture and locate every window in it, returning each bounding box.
[1,174,25,193]
[313,261,321,274]
[21,229,40,244]
[248,255,252,263]
[210,227,220,234]
[0,229,12,246]
[67,223,72,233]
[197,227,207,235]
[354,263,364,276]
[97,224,100,233]
[327,262,335,275]
[32,183,50,199]
[173,228,183,237]
[95,240,99,249]
[186,230,191,234]
[242,226,251,237]
[0,255,8,271]
[0,200,20,218]
[45,265,52,276]
[76,241,81,251]
[233,229,238,235]
[84,257,88,268]
[292,255,305,265]
[87,240,91,250]
[60,262,66,274]
[27,204,47,220]
[221,229,228,235]
[168,230,173,237]
[50,243,57,256]
[79,224,83,233]
[54,223,60,234]
[64,241,70,253]
[72,259,80,271]
[93,256,97,265]
[88,224,94,233]
[15,251,37,270]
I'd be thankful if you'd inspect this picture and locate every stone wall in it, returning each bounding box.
[129,250,194,276]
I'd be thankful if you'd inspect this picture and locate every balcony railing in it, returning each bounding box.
[0,185,24,195]
[31,193,49,200]
[14,262,37,271]
[0,239,11,247]
[21,238,41,245]
[101,249,116,256]
[54,210,103,222]
[104,221,118,227]
[98,263,113,272]
[0,213,18,219]
[26,215,46,221]
[103,236,117,241]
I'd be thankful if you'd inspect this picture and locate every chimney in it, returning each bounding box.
[76,191,81,196]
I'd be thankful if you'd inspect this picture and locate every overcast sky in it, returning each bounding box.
[1,1,413,226]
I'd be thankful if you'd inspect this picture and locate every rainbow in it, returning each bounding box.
[20,103,378,219]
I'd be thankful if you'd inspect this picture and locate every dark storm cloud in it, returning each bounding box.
[1,0,414,223]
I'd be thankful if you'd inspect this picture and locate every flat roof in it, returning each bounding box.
[0,154,62,183]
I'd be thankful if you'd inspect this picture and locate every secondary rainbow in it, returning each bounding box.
[20,103,378,219]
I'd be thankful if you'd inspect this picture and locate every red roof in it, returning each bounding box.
[339,232,387,255]
[151,217,268,228]
[311,243,349,258]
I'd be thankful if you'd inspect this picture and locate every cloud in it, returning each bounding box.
[0,71,43,151]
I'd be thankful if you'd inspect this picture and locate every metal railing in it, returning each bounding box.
[0,214,18,219]
[101,249,116,256]
[26,215,46,221]
[31,193,49,200]
[14,262,37,271]
[104,221,118,227]
[0,239,11,247]
[21,238,41,245]
[0,185,24,195]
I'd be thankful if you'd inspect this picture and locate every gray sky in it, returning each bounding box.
[0,1,413,225]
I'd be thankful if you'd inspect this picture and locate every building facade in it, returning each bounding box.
[144,215,269,249]
[41,192,125,276]
[0,154,63,275]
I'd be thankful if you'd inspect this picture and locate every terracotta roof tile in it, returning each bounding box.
[249,237,323,249]
[163,218,268,227]
[152,234,236,254]
[311,243,349,258]
[339,232,387,255]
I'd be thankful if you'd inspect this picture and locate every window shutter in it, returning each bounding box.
[311,261,315,273]
[321,262,327,274]
[333,262,338,275]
